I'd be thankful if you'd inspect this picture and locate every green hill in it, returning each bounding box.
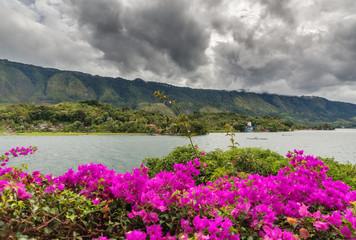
[1,59,356,126]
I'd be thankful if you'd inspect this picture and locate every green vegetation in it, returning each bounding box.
[2,145,356,239]
[144,145,356,190]
[1,64,355,239]
[0,100,310,135]
[321,157,356,190]
[1,59,356,127]
[0,91,354,239]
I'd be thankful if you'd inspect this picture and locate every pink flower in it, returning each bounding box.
[230,234,240,240]
[312,210,321,219]
[17,187,32,199]
[201,152,205,155]
[0,180,10,191]
[92,198,100,205]
[193,158,201,167]
[298,204,312,217]
[43,185,56,194]
[263,226,296,240]
[313,221,329,231]
[146,224,162,239]
[339,226,352,238]
[140,163,148,174]
[181,218,194,233]
[126,230,147,240]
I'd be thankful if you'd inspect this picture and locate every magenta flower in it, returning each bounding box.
[193,158,201,167]
[2,146,356,239]
[263,226,296,240]
[313,221,329,231]
[298,204,312,217]
[181,218,194,233]
[146,224,162,239]
[43,185,56,194]
[0,180,10,191]
[126,230,147,240]
[17,187,32,200]
[339,226,352,238]
[230,234,240,240]
[92,198,100,205]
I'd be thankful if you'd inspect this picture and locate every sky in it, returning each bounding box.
[1,0,356,104]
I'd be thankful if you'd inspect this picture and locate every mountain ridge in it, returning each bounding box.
[1,59,356,126]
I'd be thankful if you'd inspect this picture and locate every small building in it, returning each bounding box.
[246,126,258,132]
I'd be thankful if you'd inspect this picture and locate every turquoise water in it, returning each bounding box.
[1,129,355,176]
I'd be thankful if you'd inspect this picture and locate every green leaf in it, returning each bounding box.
[81,219,88,227]
[66,212,76,222]
[167,222,173,229]
[32,205,39,213]
[42,206,50,212]
[44,227,53,234]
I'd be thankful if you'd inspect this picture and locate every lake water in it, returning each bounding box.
[0,129,355,176]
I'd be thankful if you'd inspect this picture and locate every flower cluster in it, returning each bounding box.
[0,146,38,200]
[0,146,37,167]
[1,147,356,239]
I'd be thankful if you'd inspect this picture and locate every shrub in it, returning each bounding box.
[320,156,356,190]
[144,146,290,183]
[2,146,356,239]
[144,145,356,190]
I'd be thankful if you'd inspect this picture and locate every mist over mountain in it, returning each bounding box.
[1,59,356,126]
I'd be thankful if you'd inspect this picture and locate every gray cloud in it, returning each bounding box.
[1,0,356,103]
[207,0,356,102]
[254,0,296,26]
[0,0,120,77]
[69,0,209,77]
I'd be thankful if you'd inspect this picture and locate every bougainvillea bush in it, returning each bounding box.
[1,147,356,239]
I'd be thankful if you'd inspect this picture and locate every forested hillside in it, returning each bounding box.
[1,59,356,126]
[0,101,309,134]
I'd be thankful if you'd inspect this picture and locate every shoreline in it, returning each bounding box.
[0,132,148,136]
[0,128,347,136]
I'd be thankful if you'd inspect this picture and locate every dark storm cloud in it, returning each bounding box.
[19,0,35,5]
[207,0,356,102]
[61,0,356,103]
[211,14,295,87]
[328,17,356,81]
[126,1,209,71]
[289,15,356,92]
[2,0,356,103]
[0,0,118,77]
[69,0,209,75]
[257,0,295,24]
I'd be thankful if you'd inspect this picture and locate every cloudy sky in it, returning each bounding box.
[1,0,356,104]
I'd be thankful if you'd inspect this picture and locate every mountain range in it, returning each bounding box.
[1,59,356,126]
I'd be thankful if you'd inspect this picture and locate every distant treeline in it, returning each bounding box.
[0,100,332,135]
